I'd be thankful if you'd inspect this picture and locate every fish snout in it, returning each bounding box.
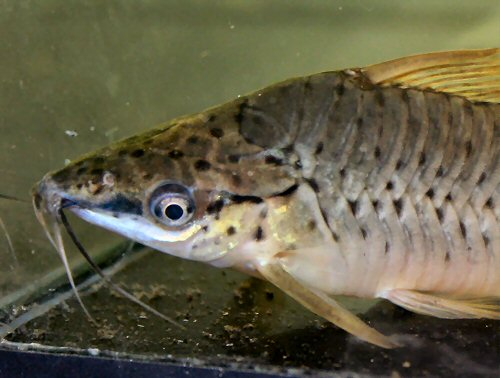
[32,174,70,217]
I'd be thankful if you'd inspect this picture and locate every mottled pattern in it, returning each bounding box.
[234,70,499,298]
[39,68,498,301]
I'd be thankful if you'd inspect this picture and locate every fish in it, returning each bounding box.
[32,48,500,348]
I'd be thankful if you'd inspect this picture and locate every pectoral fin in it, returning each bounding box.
[257,262,400,349]
[382,289,500,319]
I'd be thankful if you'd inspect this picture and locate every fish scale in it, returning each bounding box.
[289,73,500,297]
[31,49,500,348]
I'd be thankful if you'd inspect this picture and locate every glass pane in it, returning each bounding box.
[1,1,499,376]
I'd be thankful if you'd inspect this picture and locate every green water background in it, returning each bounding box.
[0,1,499,375]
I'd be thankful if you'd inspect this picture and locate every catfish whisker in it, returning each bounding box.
[32,193,94,321]
[52,211,95,322]
[0,193,30,203]
[0,215,17,266]
[59,210,184,330]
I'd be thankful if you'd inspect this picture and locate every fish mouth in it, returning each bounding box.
[32,176,94,319]
[31,175,183,328]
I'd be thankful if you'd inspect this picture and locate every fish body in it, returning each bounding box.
[33,49,500,348]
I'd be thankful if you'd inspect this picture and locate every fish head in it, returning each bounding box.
[33,104,301,266]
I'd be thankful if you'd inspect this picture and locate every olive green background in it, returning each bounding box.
[0,1,499,375]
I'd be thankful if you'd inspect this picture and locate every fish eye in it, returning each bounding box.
[150,183,195,226]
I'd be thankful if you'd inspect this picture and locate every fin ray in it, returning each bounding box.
[363,48,500,103]
[383,289,500,319]
[257,262,400,348]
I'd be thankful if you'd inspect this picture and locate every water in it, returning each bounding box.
[1,1,499,376]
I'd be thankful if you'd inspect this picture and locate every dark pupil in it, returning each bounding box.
[165,204,184,221]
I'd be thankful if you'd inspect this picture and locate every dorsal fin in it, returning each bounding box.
[362,48,500,103]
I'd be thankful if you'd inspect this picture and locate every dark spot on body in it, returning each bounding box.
[194,159,211,171]
[459,221,467,239]
[168,150,184,159]
[426,188,434,199]
[375,90,385,107]
[385,241,390,254]
[228,154,240,163]
[436,207,444,222]
[306,178,319,193]
[265,155,283,165]
[465,141,473,158]
[445,251,450,262]
[76,167,87,175]
[393,199,402,216]
[386,181,393,190]
[235,100,248,124]
[202,225,208,232]
[348,200,358,216]
[226,226,236,236]
[265,291,274,301]
[90,168,103,176]
[360,227,367,239]
[339,168,346,178]
[374,146,381,159]
[315,142,324,155]
[445,193,453,201]
[255,226,264,241]
[401,90,410,103]
[209,127,224,138]
[92,156,105,165]
[187,136,199,144]
[131,149,145,158]
[419,153,426,166]
[483,235,490,247]
[307,220,316,231]
[436,166,444,177]
[304,78,312,91]
[332,231,340,242]
[372,200,379,210]
[294,160,302,169]
[231,174,242,187]
[51,169,71,183]
[142,173,152,180]
[477,172,487,185]
[485,197,493,209]
[207,199,224,214]
[395,160,404,170]
[208,114,217,122]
